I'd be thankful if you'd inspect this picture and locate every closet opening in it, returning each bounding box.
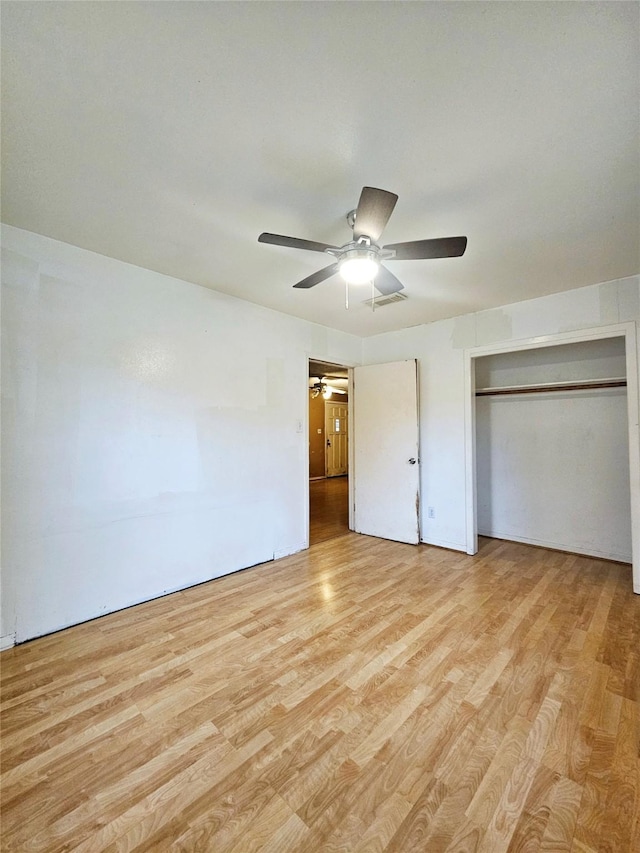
[464,324,639,592]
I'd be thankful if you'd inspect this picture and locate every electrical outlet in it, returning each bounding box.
[428,506,435,519]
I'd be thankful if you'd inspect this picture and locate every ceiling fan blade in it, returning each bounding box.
[322,376,348,387]
[353,187,398,242]
[258,233,338,254]
[374,264,405,296]
[383,236,467,260]
[293,263,339,289]
[329,387,347,394]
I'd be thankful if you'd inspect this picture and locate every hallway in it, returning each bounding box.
[309,476,349,544]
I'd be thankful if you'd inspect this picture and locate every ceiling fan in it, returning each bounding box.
[258,186,467,295]
[309,375,348,399]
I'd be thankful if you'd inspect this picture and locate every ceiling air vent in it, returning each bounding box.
[362,291,408,308]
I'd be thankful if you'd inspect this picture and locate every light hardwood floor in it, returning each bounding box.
[1,535,638,852]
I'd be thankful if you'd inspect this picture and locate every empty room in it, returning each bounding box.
[1,2,639,851]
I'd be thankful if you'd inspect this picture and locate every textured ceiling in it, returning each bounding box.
[2,1,638,337]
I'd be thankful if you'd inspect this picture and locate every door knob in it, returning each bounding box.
[408,458,417,464]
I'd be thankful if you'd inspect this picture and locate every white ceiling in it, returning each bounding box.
[2,1,638,337]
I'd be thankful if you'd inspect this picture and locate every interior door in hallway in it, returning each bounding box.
[325,401,348,477]
[353,360,420,544]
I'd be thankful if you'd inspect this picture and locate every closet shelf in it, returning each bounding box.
[475,377,627,397]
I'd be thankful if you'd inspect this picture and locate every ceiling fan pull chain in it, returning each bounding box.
[371,278,375,311]
[345,279,349,310]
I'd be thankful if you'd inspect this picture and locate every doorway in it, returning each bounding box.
[308,359,350,544]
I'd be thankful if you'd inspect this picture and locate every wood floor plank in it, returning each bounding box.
[1,535,638,852]
[539,774,582,852]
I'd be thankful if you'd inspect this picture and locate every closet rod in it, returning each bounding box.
[476,378,627,397]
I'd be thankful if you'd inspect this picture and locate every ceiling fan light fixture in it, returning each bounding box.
[339,254,379,285]
[322,386,332,399]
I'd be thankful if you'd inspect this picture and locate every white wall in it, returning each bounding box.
[0,225,362,645]
[362,277,640,557]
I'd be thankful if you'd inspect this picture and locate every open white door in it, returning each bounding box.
[353,360,420,544]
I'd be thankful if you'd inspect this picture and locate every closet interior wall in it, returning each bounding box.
[475,338,632,563]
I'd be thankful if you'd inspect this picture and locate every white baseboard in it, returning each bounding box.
[478,530,632,564]
[1,633,16,651]
[420,536,466,553]
[274,542,307,560]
